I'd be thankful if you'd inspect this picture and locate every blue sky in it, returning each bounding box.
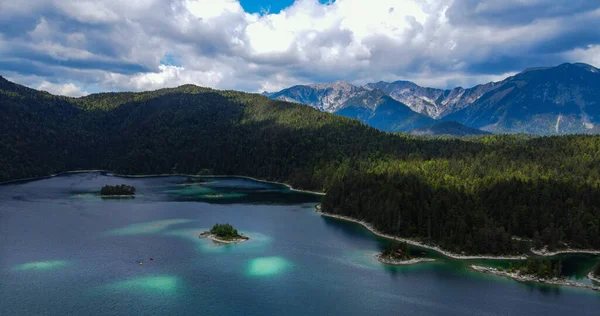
[239,0,297,13]
[1,0,599,96]
[239,0,333,13]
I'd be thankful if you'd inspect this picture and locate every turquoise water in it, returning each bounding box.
[0,172,599,315]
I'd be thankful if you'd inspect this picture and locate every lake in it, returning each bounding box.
[1,173,599,315]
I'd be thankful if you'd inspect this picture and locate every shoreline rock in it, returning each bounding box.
[375,254,436,265]
[471,265,600,291]
[315,206,527,260]
[199,232,249,244]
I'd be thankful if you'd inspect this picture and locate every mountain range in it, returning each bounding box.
[266,63,600,135]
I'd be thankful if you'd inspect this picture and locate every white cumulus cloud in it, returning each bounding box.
[38,81,90,97]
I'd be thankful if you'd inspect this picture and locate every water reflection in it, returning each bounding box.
[12,260,69,271]
[105,219,193,236]
[246,257,292,277]
[104,275,181,294]
[162,177,322,205]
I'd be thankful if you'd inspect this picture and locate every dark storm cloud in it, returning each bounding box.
[0,6,149,78]
[0,38,150,75]
[446,0,600,27]
[0,59,57,77]
[461,55,564,75]
[529,16,600,54]
[429,0,600,82]
[0,17,40,38]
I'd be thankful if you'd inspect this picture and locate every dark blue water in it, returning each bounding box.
[1,173,599,315]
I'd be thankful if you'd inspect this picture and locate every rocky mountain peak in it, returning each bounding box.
[309,79,356,91]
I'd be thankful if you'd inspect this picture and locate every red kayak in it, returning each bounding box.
[150,257,154,260]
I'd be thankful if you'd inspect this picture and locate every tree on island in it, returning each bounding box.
[100,184,136,196]
[508,258,562,279]
[381,241,411,260]
[208,223,246,240]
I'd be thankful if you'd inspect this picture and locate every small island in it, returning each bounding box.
[471,258,600,291]
[99,184,136,197]
[203,193,225,198]
[376,241,435,265]
[199,223,249,244]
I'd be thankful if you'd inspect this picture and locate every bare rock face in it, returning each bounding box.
[270,80,368,113]
[365,80,501,119]
[269,81,435,132]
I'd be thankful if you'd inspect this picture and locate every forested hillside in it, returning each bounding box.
[409,121,490,136]
[322,138,600,254]
[2,76,600,255]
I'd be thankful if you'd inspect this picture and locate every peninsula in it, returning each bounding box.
[376,240,435,265]
[98,184,136,197]
[199,223,249,244]
[471,264,599,292]
[589,264,600,283]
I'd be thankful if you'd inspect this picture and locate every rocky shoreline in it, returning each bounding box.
[118,174,326,195]
[1,170,326,196]
[316,206,527,261]
[470,265,599,291]
[204,175,326,195]
[199,232,249,244]
[179,182,210,186]
[375,254,436,265]
[589,272,600,284]
[97,194,135,198]
[203,194,225,198]
[530,246,600,256]
[122,173,326,195]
